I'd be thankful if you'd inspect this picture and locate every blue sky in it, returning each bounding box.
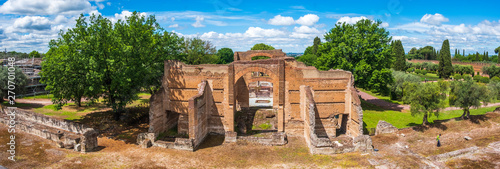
[0,0,499,54]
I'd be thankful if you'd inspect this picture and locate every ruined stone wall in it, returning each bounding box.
[284,59,352,138]
[155,60,228,135]
[188,80,211,148]
[0,106,98,152]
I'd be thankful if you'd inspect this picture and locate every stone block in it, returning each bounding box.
[375,120,398,135]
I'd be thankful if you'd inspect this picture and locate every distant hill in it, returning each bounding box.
[286,53,303,57]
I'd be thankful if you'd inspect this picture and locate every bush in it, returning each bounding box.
[415,69,421,74]
[421,69,427,75]
[453,74,462,80]
[406,67,414,73]
[480,76,490,83]
[491,76,500,83]
[473,75,482,82]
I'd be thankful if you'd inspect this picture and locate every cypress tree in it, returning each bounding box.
[455,49,458,57]
[463,49,465,56]
[312,36,321,55]
[438,39,453,79]
[484,51,488,61]
[476,52,480,61]
[392,40,406,71]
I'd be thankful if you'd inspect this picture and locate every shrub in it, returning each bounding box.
[421,69,427,75]
[491,76,500,83]
[473,75,482,82]
[415,69,421,74]
[480,76,490,83]
[406,67,414,73]
[453,74,462,80]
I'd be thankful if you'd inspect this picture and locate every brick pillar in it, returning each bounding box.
[227,64,235,132]
[278,60,285,132]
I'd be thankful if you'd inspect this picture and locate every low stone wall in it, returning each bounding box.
[0,106,98,152]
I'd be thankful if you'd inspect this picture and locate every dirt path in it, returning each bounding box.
[358,89,500,112]
[357,90,409,111]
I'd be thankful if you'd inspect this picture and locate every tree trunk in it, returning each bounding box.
[76,97,82,107]
[111,97,121,121]
[461,109,467,119]
[422,113,428,125]
[466,109,471,119]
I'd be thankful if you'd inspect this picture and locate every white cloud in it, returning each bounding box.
[192,16,205,28]
[290,6,305,9]
[0,0,94,15]
[54,15,68,24]
[110,10,146,23]
[381,22,389,27]
[336,16,368,25]
[420,13,449,25]
[296,14,319,26]
[168,24,178,28]
[106,2,111,6]
[290,26,322,39]
[268,15,295,26]
[244,27,286,37]
[12,16,51,32]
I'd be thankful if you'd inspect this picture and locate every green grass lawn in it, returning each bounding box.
[362,100,497,130]
[20,94,54,99]
[411,72,441,81]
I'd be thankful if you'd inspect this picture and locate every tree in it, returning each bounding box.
[484,51,488,61]
[217,48,234,64]
[403,81,447,125]
[449,78,491,119]
[476,52,480,61]
[296,54,317,66]
[0,66,27,102]
[182,38,218,65]
[41,12,184,120]
[438,39,453,79]
[390,71,420,100]
[316,19,393,94]
[312,36,321,55]
[496,46,500,63]
[304,46,313,55]
[392,40,406,71]
[29,50,41,58]
[251,43,275,50]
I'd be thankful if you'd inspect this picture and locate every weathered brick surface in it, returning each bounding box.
[146,50,366,152]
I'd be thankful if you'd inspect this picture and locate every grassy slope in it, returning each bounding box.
[362,100,497,129]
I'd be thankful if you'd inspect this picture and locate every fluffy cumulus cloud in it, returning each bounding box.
[336,16,368,25]
[420,13,449,25]
[295,14,319,26]
[12,16,52,32]
[0,0,94,15]
[268,15,295,26]
[110,10,146,23]
[192,16,205,28]
[290,26,322,38]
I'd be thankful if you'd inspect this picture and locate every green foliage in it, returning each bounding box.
[217,48,234,64]
[496,46,500,63]
[415,69,421,74]
[389,71,420,100]
[303,46,313,55]
[480,77,490,83]
[491,76,500,83]
[438,39,453,79]
[482,65,500,79]
[473,75,483,82]
[41,12,184,119]
[421,69,427,75]
[488,78,500,99]
[312,36,321,55]
[453,74,462,80]
[296,54,317,66]
[449,78,492,119]
[251,43,275,50]
[251,56,271,60]
[0,66,28,101]
[392,40,406,71]
[316,19,393,92]
[182,38,218,65]
[29,50,41,58]
[406,67,414,73]
[407,46,436,60]
[403,82,447,125]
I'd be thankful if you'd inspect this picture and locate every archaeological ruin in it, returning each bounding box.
[138,49,372,154]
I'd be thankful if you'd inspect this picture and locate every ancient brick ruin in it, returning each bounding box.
[138,49,370,154]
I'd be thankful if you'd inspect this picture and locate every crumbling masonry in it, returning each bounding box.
[138,49,371,154]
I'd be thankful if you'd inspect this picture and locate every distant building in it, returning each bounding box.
[12,58,47,97]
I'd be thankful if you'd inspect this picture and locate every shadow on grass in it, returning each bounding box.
[411,113,493,132]
[197,135,225,150]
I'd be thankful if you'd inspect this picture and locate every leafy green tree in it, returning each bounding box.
[482,65,500,79]
[403,81,447,125]
[217,48,234,64]
[496,46,500,63]
[438,39,453,79]
[312,36,321,55]
[392,40,406,71]
[42,12,184,120]
[303,46,313,55]
[316,19,393,93]
[251,43,275,50]
[182,38,218,65]
[29,50,41,58]
[449,78,491,119]
[390,71,420,100]
[296,54,317,66]
[0,66,27,102]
